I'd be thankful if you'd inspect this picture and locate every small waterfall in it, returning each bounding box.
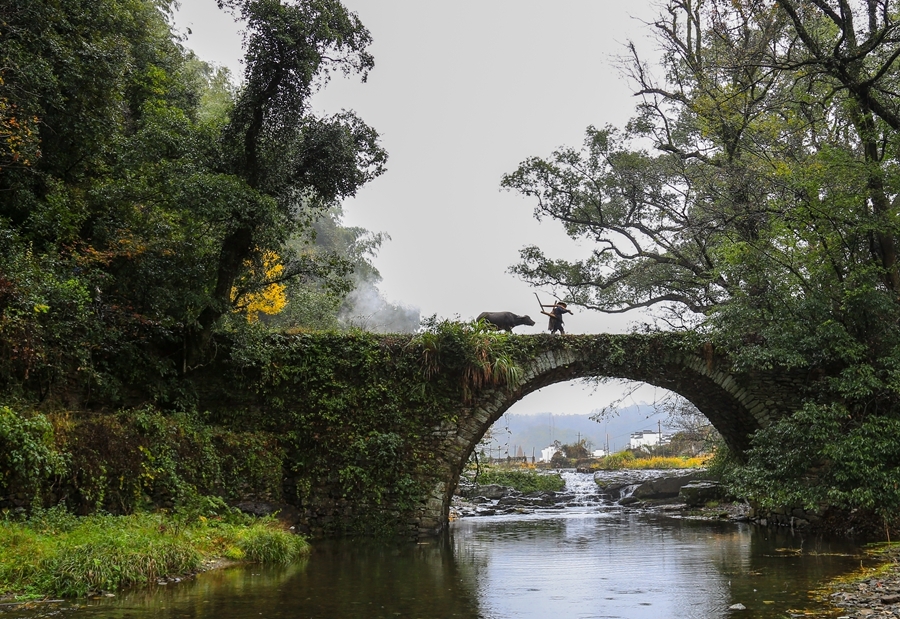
[620,483,642,500]
[452,470,615,518]
[559,470,605,507]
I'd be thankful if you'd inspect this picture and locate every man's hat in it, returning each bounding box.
[557,302,567,307]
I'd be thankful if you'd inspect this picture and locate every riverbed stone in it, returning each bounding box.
[496,496,523,506]
[471,484,508,500]
[631,472,705,500]
[679,481,724,506]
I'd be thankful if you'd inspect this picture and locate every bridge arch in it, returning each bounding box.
[201,331,814,540]
[415,335,809,537]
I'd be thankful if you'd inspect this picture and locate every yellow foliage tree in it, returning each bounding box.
[233,251,287,322]
[0,75,41,172]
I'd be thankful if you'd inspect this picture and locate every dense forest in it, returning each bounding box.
[2,0,900,535]
[0,0,418,402]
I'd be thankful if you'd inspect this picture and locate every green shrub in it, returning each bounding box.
[42,534,202,597]
[726,403,900,530]
[592,451,636,470]
[0,407,67,501]
[476,469,565,493]
[24,504,79,534]
[237,527,308,564]
[0,404,285,516]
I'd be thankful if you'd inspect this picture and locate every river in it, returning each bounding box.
[4,472,866,619]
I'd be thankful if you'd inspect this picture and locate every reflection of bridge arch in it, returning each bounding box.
[418,334,811,537]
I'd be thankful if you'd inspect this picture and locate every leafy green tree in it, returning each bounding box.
[303,206,419,333]
[266,204,418,332]
[549,439,590,466]
[727,402,900,531]
[503,0,900,339]
[1,0,210,394]
[503,0,900,528]
[504,0,900,368]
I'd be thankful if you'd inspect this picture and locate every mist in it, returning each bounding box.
[339,275,420,333]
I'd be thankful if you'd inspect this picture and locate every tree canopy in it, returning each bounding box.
[0,0,388,399]
[504,0,900,362]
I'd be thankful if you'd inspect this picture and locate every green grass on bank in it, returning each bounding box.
[473,468,566,493]
[0,505,308,600]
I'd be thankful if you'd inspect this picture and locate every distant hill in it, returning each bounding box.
[483,403,672,458]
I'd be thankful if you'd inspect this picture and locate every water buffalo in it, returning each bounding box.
[476,311,536,333]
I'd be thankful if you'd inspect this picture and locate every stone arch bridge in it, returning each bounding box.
[200,332,816,540]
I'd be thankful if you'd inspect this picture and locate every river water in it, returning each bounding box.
[5,472,866,619]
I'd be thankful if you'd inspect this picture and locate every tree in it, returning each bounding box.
[194,0,387,350]
[504,0,900,528]
[774,0,900,293]
[549,439,591,466]
[503,0,900,362]
[234,251,288,322]
[318,207,420,333]
[264,204,420,332]
[659,394,718,455]
[1,0,214,393]
[502,0,791,324]
[0,77,40,172]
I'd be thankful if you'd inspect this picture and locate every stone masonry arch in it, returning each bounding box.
[414,334,812,537]
[200,332,817,540]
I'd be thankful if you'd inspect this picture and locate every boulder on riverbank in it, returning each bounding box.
[679,481,725,507]
[592,469,710,503]
[592,469,751,522]
[631,471,705,500]
[467,484,508,500]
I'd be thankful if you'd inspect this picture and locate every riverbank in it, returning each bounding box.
[817,544,900,618]
[0,505,308,602]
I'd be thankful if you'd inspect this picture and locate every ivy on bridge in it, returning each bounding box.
[191,324,814,539]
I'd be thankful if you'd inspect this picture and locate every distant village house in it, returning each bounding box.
[540,445,558,463]
[629,430,671,450]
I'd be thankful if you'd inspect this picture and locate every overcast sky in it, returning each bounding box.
[173,0,672,418]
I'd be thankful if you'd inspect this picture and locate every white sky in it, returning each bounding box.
[173,0,669,416]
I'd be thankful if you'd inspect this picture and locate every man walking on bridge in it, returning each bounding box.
[540,301,572,335]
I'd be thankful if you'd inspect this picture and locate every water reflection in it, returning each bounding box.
[63,539,483,619]
[4,476,865,619]
[452,513,732,618]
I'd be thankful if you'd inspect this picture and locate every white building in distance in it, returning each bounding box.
[540,445,558,463]
[629,430,671,450]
